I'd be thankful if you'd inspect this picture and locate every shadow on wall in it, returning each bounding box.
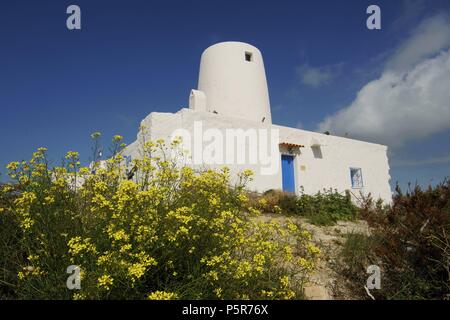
[312,146,323,159]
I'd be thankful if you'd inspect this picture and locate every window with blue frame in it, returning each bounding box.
[350,168,363,188]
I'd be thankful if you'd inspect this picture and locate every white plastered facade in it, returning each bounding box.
[122,42,392,203]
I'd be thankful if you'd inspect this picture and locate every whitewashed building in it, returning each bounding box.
[122,42,392,203]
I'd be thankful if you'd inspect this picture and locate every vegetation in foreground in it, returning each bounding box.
[1,132,448,300]
[337,182,450,300]
[250,188,358,226]
[0,135,320,300]
[249,181,449,300]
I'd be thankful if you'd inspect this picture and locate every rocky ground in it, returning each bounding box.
[257,214,371,300]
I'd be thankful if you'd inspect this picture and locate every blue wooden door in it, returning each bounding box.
[281,155,295,193]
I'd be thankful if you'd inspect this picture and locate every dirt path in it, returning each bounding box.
[257,214,370,300]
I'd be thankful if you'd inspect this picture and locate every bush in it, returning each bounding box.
[0,184,22,299]
[297,189,358,226]
[0,137,320,300]
[252,190,298,215]
[339,182,450,300]
[252,188,358,226]
[336,233,379,298]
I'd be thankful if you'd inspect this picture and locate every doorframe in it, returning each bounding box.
[280,153,298,194]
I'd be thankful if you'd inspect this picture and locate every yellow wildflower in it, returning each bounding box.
[280,275,289,287]
[65,151,79,160]
[97,275,113,290]
[73,292,86,300]
[147,291,178,300]
[20,217,34,231]
[112,135,123,142]
[128,263,146,281]
[44,196,55,205]
[6,161,20,171]
[307,244,321,255]
[67,237,97,256]
[214,287,223,299]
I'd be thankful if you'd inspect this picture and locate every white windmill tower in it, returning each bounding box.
[189,41,272,124]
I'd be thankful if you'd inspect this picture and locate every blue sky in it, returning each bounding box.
[1,0,449,190]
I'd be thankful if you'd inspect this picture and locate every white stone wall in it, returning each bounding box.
[122,108,392,204]
[197,42,272,124]
[276,125,392,203]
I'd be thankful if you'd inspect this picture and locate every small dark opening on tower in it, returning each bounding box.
[245,51,253,62]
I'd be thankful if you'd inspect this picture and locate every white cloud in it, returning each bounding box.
[387,14,450,71]
[318,14,450,148]
[296,63,342,87]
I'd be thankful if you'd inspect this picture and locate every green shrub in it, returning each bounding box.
[253,190,298,215]
[0,137,320,300]
[0,184,22,299]
[297,189,358,226]
[339,182,450,300]
[336,233,379,298]
[251,188,358,226]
